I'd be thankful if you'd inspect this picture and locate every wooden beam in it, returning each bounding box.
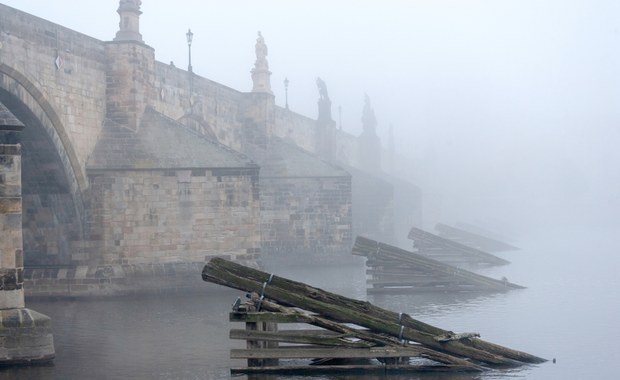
[202,257,546,365]
[231,363,482,375]
[435,223,519,252]
[354,236,525,291]
[230,329,374,348]
[231,345,432,359]
[408,227,510,266]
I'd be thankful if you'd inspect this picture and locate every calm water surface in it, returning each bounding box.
[1,226,617,380]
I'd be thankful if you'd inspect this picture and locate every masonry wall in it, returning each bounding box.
[105,41,156,131]
[152,62,249,151]
[0,143,25,307]
[84,167,260,265]
[0,4,108,177]
[274,107,317,153]
[260,176,352,263]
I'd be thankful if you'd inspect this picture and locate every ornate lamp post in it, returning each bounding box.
[186,29,194,108]
[284,77,289,110]
[186,29,193,72]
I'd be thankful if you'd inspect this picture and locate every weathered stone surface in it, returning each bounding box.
[0,2,412,290]
[0,308,54,365]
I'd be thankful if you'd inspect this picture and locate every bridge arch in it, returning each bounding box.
[0,64,86,266]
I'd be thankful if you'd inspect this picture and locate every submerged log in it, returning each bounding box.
[202,257,546,366]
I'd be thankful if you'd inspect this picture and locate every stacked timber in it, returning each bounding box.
[202,257,545,375]
[408,226,510,267]
[353,236,524,294]
[435,223,520,253]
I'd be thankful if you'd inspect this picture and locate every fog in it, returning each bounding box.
[3,3,620,379]
[5,0,619,237]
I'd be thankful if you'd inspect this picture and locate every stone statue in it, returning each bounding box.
[251,31,272,94]
[362,93,377,134]
[316,77,329,101]
[255,31,268,62]
[316,77,332,123]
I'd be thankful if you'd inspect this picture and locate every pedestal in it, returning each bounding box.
[0,308,54,365]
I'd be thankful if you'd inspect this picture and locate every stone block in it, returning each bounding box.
[0,308,54,365]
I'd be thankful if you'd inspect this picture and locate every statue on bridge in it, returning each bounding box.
[255,31,268,66]
[316,77,333,125]
[316,77,330,101]
[251,31,272,94]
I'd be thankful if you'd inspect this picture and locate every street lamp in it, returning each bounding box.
[186,29,194,109]
[284,77,289,110]
[186,28,193,72]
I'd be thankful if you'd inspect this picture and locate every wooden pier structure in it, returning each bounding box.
[408,226,510,267]
[435,223,520,252]
[202,257,545,376]
[353,236,524,294]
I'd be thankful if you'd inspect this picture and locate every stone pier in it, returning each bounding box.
[0,103,54,365]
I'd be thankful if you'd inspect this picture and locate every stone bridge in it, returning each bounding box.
[0,2,420,297]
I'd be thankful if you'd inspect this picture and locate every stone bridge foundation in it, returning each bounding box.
[0,105,54,365]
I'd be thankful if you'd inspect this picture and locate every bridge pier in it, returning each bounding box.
[0,103,54,365]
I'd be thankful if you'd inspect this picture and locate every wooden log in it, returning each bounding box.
[207,263,497,364]
[202,257,546,365]
[251,296,481,369]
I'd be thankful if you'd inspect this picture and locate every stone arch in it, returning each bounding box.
[0,64,85,265]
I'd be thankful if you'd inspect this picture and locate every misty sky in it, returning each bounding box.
[3,0,619,231]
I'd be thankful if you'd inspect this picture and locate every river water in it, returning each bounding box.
[0,225,617,380]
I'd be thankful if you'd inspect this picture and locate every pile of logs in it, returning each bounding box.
[202,257,545,375]
[409,226,510,267]
[353,236,525,294]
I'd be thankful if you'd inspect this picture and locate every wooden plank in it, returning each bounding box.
[231,363,482,374]
[231,345,431,359]
[230,312,312,323]
[230,329,374,348]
